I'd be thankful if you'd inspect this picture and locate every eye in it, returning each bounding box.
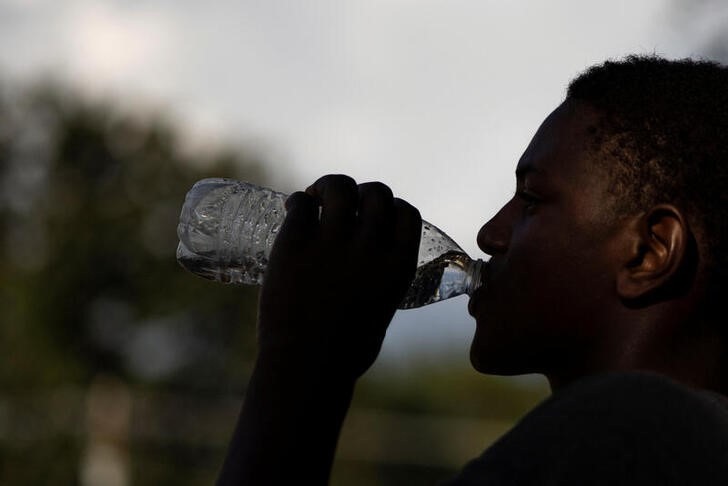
[516,190,540,212]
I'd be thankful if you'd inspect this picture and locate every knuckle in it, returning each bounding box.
[359,181,393,201]
[309,175,359,209]
[306,176,359,214]
[285,191,315,210]
[394,198,421,221]
[317,174,357,193]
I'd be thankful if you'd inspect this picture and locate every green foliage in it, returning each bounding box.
[0,438,81,485]
[357,365,548,420]
[0,79,268,484]
[1,80,264,391]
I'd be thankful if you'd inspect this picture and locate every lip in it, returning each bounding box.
[468,259,489,317]
[468,286,483,317]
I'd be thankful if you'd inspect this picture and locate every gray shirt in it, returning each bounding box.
[443,372,728,485]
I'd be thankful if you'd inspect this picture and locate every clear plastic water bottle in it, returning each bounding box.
[176,178,484,309]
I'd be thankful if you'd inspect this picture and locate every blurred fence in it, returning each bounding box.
[0,377,513,485]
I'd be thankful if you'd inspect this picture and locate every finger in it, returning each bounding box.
[357,182,395,243]
[306,174,358,240]
[393,198,422,277]
[277,191,318,246]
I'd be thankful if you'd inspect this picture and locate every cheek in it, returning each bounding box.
[522,237,611,328]
[490,225,593,327]
[470,213,615,371]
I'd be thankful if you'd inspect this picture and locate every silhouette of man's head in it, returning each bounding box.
[469,56,728,389]
[567,55,728,305]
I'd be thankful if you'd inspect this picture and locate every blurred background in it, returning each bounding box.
[1,0,727,484]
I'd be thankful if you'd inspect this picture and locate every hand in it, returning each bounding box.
[218,175,421,485]
[257,174,422,380]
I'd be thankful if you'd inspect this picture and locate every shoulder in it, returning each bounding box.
[444,372,728,486]
[539,371,728,431]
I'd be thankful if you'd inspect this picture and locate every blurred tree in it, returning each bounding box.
[0,79,265,391]
[0,78,265,484]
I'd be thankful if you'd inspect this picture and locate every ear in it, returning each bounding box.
[616,204,692,303]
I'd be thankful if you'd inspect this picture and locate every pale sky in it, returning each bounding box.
[1,0,725,367]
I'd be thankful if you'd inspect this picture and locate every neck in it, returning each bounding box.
[545,313,727,396]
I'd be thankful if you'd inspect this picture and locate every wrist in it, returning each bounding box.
[218,348,356,485]
[254,345,360,391]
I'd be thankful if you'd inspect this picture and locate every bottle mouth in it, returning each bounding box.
[467,258,486,296]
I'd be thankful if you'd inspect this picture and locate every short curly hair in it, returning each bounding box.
[567,55,728,297]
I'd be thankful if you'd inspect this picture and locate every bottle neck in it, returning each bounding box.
[466,258,485,296]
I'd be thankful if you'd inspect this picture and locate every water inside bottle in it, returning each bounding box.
[399,250,475,309]
[176,240,269,285]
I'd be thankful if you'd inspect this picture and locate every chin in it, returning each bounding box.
[469,336,504,374]
[469,353,491,374]
[469,329,533,376]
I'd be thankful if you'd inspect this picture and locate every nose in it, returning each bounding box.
[477,205,512,255]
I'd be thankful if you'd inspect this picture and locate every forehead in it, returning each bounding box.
[518,101,618,229]
[516,101,603,185]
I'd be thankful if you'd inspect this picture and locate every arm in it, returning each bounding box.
[217,175,422,485]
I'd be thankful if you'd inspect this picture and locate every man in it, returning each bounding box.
[217,56,728,484]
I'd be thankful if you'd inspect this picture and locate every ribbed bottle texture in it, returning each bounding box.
[176,179,287,285]
[176,178,483,309]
